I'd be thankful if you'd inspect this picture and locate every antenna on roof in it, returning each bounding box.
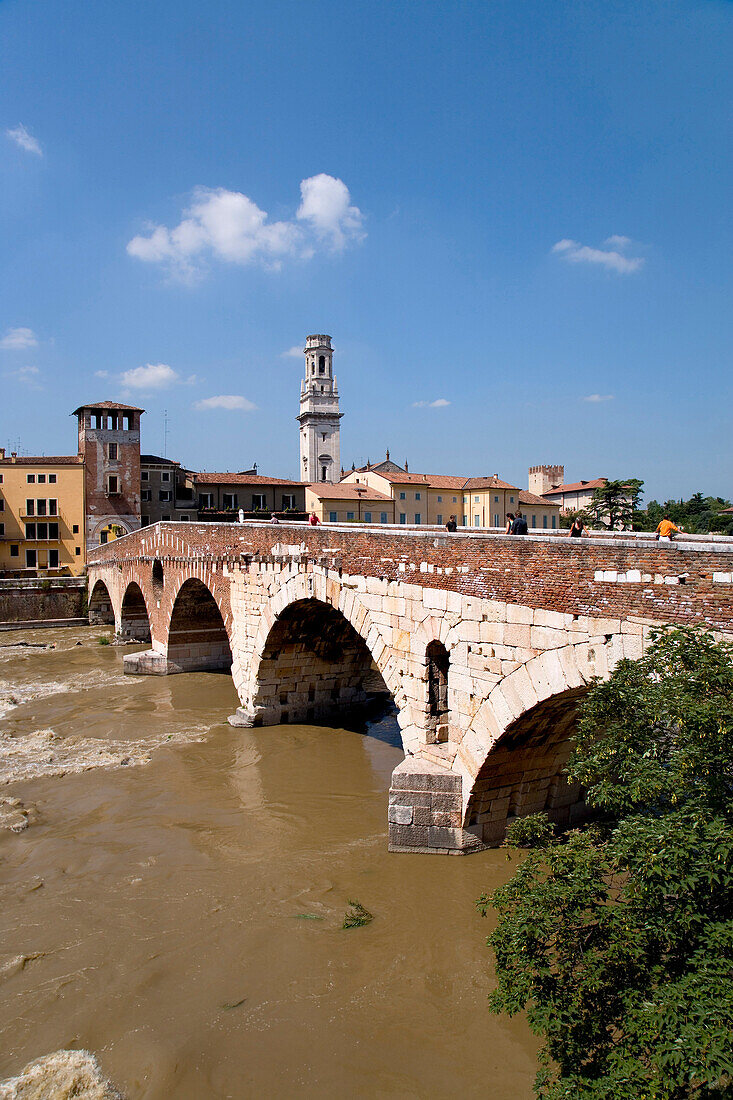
[163,409,170,458]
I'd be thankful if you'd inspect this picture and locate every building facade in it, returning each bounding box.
[74,401,143,552]
[192,472,306,517]
[297,335,342,484]
[140,455,196,525]
[0,450,85,575]
[306,482,395,524]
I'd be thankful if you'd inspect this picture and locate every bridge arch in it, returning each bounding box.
[166,577,232,672]
[120,581,152,642]
[88,578,115,625]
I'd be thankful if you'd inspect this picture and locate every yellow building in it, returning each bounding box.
[341,464,560,530]
[0,450,86,575]
[306,482,394,524]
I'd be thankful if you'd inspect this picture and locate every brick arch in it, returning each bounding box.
[239,572,407,741]
[120,581,152,642]
[88,577,115,625]
[163,575,233,672]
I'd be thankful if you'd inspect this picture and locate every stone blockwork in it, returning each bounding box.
[87,521,733,853]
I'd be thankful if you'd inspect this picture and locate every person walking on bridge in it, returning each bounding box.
[656,515,683,541]
[511,512,528,535]
[445,515,458,532]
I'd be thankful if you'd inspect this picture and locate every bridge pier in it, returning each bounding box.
[388,757,483,854]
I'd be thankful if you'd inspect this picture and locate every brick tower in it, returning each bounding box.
[74,401,144,551]
[297,334,342,483]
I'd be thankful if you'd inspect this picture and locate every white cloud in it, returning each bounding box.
[94,370,109,379]
[296,173,364,250]
[412,398,451,408]
[120,363,181,390]
[1,326,38,349]
[6,365,42,390]
[282,345,304,358]
[552,237,643,274]
[193,394,256,411]
[5,124,42,156]
[127,175,364,279]
[583,393,614,403]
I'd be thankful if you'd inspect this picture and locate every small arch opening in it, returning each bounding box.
[426,640,450,744]
[318,355,326,373]
[88,579,114,625]
[120,581,151,642]
[152,559,164,594]
[167,579,232,672]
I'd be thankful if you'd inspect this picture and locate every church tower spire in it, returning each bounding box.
[297,334,342,483]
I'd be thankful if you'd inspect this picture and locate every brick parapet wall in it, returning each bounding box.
[88,520,733,633]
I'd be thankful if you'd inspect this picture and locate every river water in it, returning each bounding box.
[0,625,536,1098]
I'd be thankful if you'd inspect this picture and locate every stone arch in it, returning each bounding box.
[88,579,114,625]
[246,596,397,735]
[464,687,588,846]
[120,581,151,642]
[166,577,232,672]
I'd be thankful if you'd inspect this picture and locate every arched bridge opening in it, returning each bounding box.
[120,582,151,642]
[465,687,588,846]
[250,598,394,731]
[167,579,232,673]
[88,579,114,626]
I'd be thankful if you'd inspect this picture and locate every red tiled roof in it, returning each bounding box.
[140,454,181,466]
[73,401,145,414]
[420,474,469,490]
[307,483,393,501]
[357,470,432,485]
[0,454,83,465]
[193,471,303,487]
[463,476,521,491]
[542,478,608,496]
[520,489,560,507]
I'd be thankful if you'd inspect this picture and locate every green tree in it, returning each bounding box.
[590,478,644,530]
[478,627,733,1100]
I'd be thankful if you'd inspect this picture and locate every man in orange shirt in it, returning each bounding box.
[656,515,683,541]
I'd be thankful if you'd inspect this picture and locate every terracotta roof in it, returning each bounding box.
[193,471,303,487]
[520,489,560,507]
[357,470,432,485]
[542,478,608,496]
[420,474,469,490]
[0,454,83,465]
[307,483,393,501]
[73,401,145,414]
[463,476,521,491]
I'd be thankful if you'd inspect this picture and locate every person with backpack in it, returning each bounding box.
[511,511,528,535]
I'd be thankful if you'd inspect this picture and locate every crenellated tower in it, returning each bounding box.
[297,334,342,483]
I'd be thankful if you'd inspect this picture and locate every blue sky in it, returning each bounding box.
[1,0,731,503]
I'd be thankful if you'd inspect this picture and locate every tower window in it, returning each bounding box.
[319,356,325,373]
[321,467,327,481]
[108,475,119,494]
[108,443,118,460]
[322,432,326,441]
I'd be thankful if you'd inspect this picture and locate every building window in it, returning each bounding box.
[252,494,266,510]
[452,496,457,503]
[329,511,338,522]
[474,496,479,503]
[282,494,295,510]
[48,499,57,516]
[0,500,3,512]
[321,433,326,441]
[179,515,190,521]
[543,515,548,529]
[0,523,3,536]
[36,499,47,516]
[347,511,355,521]
[142,471,149,481]
[199,493,214,509]
[75,546,81,555]
[108,443,118,461]
[73,524,79,534]
[141,516,150,526]
[37,523,48,540]
[364,512,371,523]
[474,515,480,527]
[552,515,557,529]
[319,355,325,373]
[10,544,19,557]
[108,475,119,494]
[399,492,406,500]
[399,513,406,524]
[531,515,536,528]
[37,474,46,484]
[222,493,237,509]
[493,513,500,527]
[494,495,499,503]
[321,466,327,481]
[48,523,59,540]
[48,474,56,484]
[48,549,59,568]
[436,514,443,524]
[123,414,132,430]
[380,512,388,524]
[27,474,35,484]
[141,489,151,502]
[463,495,467,503]
[162,514,171,521]
[414,513,421,524]
[25,549,37,568]
[25,523,36,539]
[25,499,34,515]
[437,495,442,502]
[509,496,514,504]
[463,515,467,525]
[0,475,3,483]
[161,471,170,482]
[159,490,172,502]
[415,492,421,501]
[100,530,108,544]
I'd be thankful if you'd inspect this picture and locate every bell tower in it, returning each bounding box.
[297,334,342,483]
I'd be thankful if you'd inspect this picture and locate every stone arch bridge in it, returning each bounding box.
[87,521,733,854]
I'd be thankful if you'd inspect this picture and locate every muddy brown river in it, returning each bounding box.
[0,625,536,1098]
